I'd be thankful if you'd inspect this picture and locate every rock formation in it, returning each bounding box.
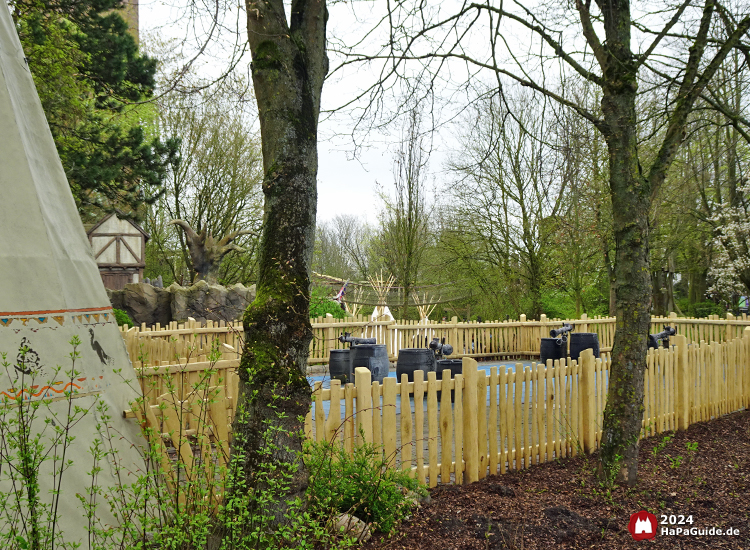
[108,281,256,325]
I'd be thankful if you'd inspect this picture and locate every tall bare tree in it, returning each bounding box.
[313,214,374,279]
[145,86,263,286]
[376,108,432,319]
[334,0,750,483]
[448,91,565,319]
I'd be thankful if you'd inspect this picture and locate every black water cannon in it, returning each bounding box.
[429,337,454,358]
[338,332,376,348]
[550,323,574,341]
[648,325,676,349]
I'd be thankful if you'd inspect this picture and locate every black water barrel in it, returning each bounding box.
[436,359,463,402]
[351,344,389,383]
[396,348,436,383]
[329,349,351,384]
[569,333,600,362]
[540,337,567,365]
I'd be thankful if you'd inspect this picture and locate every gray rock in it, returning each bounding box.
[333,513,371,542]
[107,287,125,312]
[107,281,256,327]
[114,283,171,327]
[226,283,256,319]
[405,489,430,507]
[171,281,256,324]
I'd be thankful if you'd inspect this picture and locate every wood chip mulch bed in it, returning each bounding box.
[362,410,750,549]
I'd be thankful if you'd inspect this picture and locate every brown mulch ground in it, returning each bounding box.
[362,410,750,549]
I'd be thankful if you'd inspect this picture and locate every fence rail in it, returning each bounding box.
[121,312,750,367]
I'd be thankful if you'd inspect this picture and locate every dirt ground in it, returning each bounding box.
[361,410,750,549]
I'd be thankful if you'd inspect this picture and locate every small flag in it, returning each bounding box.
[334,281,348,303]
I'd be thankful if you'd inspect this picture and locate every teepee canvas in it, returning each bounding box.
[0,5,149,543]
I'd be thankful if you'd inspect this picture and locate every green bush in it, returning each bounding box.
[541,291,576,320]
[306,439,427,534]
[687,300,724,318]
[676,297,691,315]
[309,287,347,319]
[113,308,134,327]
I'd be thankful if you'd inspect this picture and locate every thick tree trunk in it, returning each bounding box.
[596,0,750,485]
[600,124,652,484]
[598,13,651,484]
[228,0,327,528]
[689,271,707,303]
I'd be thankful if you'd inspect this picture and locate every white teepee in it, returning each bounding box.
[368,271,395,321]
[0,6,148,543]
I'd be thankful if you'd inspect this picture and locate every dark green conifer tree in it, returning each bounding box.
[12,0,178,222]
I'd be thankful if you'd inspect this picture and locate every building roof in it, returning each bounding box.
[86,212,150,242]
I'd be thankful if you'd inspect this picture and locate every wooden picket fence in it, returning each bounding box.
[306,333,750,487]
[124,331,750,498]
[120,312,750,368]
[307,312,750,364]
[124,358,240,508]
[120,318,242,368]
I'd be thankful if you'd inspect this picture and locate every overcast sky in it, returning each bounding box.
[138,0,459,226]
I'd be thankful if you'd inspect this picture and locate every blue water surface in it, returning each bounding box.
[308,361,548,417]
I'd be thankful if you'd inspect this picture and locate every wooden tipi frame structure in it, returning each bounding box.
[368,271,396,320]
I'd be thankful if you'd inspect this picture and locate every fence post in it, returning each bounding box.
[580,313,588,333]
[386,320,396,361]
[675,334,690,430]
[462,357,479,483]
[354,367,373,445]
[579,348,596,453]
[325,316,335,363]
[726,312,735,342]
[451,316,459,356]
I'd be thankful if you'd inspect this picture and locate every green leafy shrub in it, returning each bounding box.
[306,439,427,534]
[541,291,576,320]
[309,286,347,319]
[687,300,724,318]
[113,308,134,327]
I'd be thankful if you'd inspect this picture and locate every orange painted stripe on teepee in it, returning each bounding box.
[0,306,112,317]
[0,381,82,400]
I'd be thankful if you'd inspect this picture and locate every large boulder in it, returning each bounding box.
[170,281,256,324]
[226,283,256,319]
[108,283,171,327]
[107,286,126,312]
[107,281,256,326]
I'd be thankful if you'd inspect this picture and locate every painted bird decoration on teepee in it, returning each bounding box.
[0,6,149,543]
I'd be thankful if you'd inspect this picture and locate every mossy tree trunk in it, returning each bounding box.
[598,49,652,483]
[229,0,327,523]
[596,0,750,484]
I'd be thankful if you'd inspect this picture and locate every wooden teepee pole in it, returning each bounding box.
[368,270,395,320]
